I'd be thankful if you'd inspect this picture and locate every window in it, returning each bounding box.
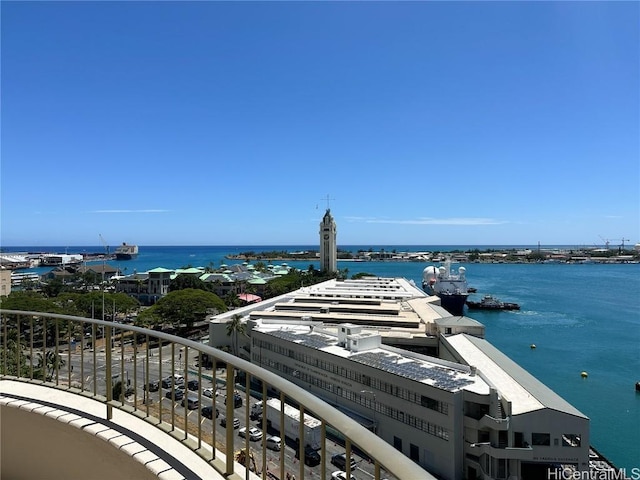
[410,444,419,462]
[532,433,550,446]
[393,436,402,452]
[421,395,437,410]
[514,432,527,448]
[421,395,449,415]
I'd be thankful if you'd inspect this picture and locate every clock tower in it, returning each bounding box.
[319,208,337,273]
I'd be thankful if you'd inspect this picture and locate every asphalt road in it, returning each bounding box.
[60,343,392,480]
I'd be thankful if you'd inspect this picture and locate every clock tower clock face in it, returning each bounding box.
[324,234,329,239]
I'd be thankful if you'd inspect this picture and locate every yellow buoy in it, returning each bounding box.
[581,371,588,378]
[530,344,536,349]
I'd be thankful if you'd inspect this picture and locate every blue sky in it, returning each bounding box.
[1,1,638,247]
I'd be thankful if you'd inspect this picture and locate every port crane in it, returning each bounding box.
[99,234,110,256]
[616,238,630,250]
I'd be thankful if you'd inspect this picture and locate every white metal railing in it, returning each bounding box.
[1,309,427,480]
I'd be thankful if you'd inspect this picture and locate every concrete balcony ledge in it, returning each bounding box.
[0,379,247,480]
[464,413,509,431]
[465,441,534,460]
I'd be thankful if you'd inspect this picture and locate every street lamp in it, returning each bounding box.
[360,390,377,433]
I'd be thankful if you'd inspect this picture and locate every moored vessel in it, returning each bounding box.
[466,295,520,311]
[422,258,469,316]
[114,242,138,260]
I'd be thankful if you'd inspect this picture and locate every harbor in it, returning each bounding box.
[226,246,640,264]
[1,244,639,470]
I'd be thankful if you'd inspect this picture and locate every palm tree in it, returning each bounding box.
[34,350,66,381]
[225,314,246,357]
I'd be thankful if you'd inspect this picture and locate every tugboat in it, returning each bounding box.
[466,295,520,311]
[422,258,469,316]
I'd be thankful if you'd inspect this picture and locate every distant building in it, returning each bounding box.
[319,208,337,272]
[76,264,120,280]
[147,267,173,297]
[0,253,33,270]
[114,272,150,296]
[40,254,83,267]
[0,267,11,296]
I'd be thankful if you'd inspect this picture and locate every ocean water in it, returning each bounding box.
[5,244,640,469]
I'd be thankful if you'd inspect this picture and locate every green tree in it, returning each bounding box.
[224,291,242,309]
[33,350,66,382]
[0,328,30,377]
[226,314,246,356]
[351,272,375,279]
[526,251,547,262]
[1,291,66,314]
[139,288,226,331]
[41,278,67,297]
[169,274,207,292]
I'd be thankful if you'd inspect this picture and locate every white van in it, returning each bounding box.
[265,435,281,451]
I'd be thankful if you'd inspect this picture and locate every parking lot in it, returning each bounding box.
[147,372,388,480]
[68,345,393,480]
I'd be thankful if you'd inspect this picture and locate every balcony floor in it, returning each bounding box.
[0,379,232,480]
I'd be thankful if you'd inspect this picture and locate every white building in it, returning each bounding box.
[209,277,589,480]
[250,321,589,480]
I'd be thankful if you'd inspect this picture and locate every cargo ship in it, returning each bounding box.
[114,242,138,260]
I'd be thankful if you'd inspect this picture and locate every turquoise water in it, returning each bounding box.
[7,245,640,469]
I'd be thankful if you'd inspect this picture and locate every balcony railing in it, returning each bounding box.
[0,309,427,480]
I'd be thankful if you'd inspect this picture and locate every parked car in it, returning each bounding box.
[144,380,160,392]
[161,374,184,389]
[331,472,357,480]
[331,453,357,471]
[187,379,199,391]
[165,389,185,401]
[181,395,199,410]
[265,435,281,451]
[238,426,263,441]
[220,416,240,429]
[201,406,219,419]
[295,444,321,467]
[203,387,217,398]
[224,392,243,408]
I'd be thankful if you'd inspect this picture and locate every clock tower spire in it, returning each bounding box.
[319,208,337,273]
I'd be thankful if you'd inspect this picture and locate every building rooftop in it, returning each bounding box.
[258,324,489,394]
[245,278,447,336]
[445,334,588,417]
[435,316,485,328]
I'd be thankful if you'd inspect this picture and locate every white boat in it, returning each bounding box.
[114,242,138,260]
